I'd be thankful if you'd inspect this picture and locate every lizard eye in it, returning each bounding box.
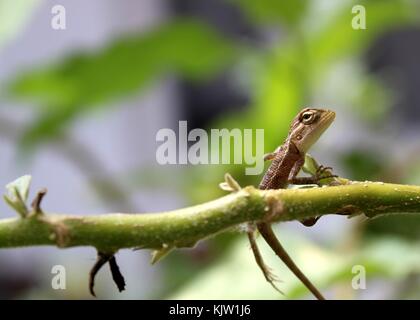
[301,111,314,124]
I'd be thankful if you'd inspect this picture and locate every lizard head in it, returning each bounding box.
[288,108,335,153]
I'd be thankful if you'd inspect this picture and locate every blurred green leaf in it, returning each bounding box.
[310,0,415,74]
[155,232,240,298]
[123,0,418,208]
[214,44,304,156]
[360,237,420,278]
[8,19,239,146]
[366,214,420,241]
[168,230,420,299]
[168,230,336,299]
[341,149,385,181]
[402,159,420,186]
[251,46,304,145]
[352,76,393,123]
[229,0,309,27]
[0,0,41,49]
[218,0,416,153]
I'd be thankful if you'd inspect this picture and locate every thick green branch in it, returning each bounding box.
[0,182,419,252]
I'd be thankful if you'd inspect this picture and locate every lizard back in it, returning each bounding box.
[259,142,302,190]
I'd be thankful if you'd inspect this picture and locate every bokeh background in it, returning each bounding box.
[0,0,419,299]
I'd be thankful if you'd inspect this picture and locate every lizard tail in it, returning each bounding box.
[257,223,326,300]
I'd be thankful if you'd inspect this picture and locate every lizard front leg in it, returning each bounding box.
[263,146,282,161]
[288,160,337,227]
[289,165,337,186]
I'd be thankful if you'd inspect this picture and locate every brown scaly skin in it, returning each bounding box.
[248,108,336,300]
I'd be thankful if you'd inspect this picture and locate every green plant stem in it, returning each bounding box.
[0,182,419,252]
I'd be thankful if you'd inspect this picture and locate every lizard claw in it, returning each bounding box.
[316,165,332,175]
[263,266,285,294]
[313,165,337,185]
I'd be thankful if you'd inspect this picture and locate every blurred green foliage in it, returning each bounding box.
[228,0,309,26]
[9,19,238,147]
[0,0,40,49]
[191,0,417,201]
[168,231,420,299]
[366,214,420,241]
[3,0,420,299]
[341,149,385,181]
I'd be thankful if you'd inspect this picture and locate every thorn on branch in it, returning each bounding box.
[150,244,173,265]
[31,188,47,216]
[219,173,241,192]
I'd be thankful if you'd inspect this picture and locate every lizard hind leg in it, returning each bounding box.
[247,228,283,294]
[257,223,325,300]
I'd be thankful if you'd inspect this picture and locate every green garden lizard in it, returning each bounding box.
[248,108,336,300]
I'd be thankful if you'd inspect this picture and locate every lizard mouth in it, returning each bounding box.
[321,110,336,125]
[298,109,336,152]
[316,110,335,136]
